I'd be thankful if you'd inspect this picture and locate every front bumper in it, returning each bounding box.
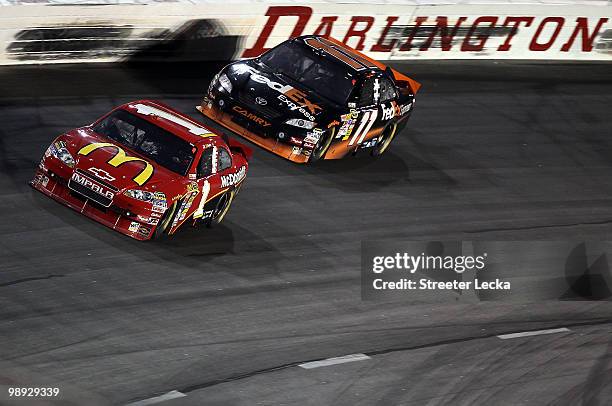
[31,167,158,241]
[197,96,311,164]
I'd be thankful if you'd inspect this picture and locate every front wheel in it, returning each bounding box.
[371,122,398,157]
[309,128,335,163]
[153,200,179,239]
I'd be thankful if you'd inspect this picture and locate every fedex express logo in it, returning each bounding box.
[244,66,321,120]
[78,143,153,186]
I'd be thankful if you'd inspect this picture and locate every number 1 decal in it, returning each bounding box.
[193,180,210,219]
[349,110,378,146]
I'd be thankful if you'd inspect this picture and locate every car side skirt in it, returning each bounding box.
[197,103,309,164]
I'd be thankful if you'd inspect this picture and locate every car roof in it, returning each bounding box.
[293,35,421,94]
[118,100,222,146]
[295,35,384,76]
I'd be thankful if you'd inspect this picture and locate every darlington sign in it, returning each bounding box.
[0,3,610,63]
[243,6,610,58]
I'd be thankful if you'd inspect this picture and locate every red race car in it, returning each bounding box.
[31,100,251,240]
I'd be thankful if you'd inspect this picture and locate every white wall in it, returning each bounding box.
[0,2,610,64]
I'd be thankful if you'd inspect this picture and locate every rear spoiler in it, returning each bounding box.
[324,37,421,94]
[227,137,254,161]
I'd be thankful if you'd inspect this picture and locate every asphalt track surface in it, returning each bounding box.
[1,61,612,406]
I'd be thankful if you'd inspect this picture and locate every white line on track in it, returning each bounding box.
[497,327,570,340]
[125,390,186,406]
[299,353,371,369]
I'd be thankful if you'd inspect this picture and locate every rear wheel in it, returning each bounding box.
[371,122,398,157]
[153,200,178,239]
[207,189,235,227]
[309,128,335,163]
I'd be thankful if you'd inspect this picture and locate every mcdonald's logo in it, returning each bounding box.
[78,143,153,186]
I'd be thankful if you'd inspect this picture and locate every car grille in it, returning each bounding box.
[76,169,118,191]
[68,175,113,207]
[237,92,282,120]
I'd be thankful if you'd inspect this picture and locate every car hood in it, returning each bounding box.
[66,128,181,193]
[231,61,335,124]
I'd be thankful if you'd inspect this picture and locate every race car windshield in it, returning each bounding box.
[259,41,354,105]
[93,109,194,176]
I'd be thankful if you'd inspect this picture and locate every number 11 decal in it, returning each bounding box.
[349,110,378,146]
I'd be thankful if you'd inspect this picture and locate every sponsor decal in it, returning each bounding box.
[277,95,316,122]
[255,97,267,106]
[137,225,151,237]
[128,221,140,232]
[399,102,413,115]
[221,166,247,188]
[232,105,271,127]
[304,131,321,144]
[338,122,355,139]
[88,167,115,182]
[189,173,196,180]
[361,137,379,148]
[175,191,198,224]
[244,65,321,118]
[381,103,395,120]
[289,137,303,146]
[201,209,215,219]
[78,143,153,186]
[338,111,359,140]
[328,120,340,128]
[292,146,303,155]
[70,172,115,200]
[303,141,316,149]
[137,214,159,225]
[152,204,166,213]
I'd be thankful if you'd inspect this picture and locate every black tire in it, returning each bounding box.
[371,122,398,157]
[153,200,179,239]
[309,128,335,163]
[207,189,235,227]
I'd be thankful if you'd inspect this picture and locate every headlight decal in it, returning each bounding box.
[285,118,316,130]
[218,74,232,93]
[125,189,168,211]
[49,140,75,168]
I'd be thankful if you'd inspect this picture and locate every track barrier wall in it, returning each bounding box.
[0,3,610,64]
